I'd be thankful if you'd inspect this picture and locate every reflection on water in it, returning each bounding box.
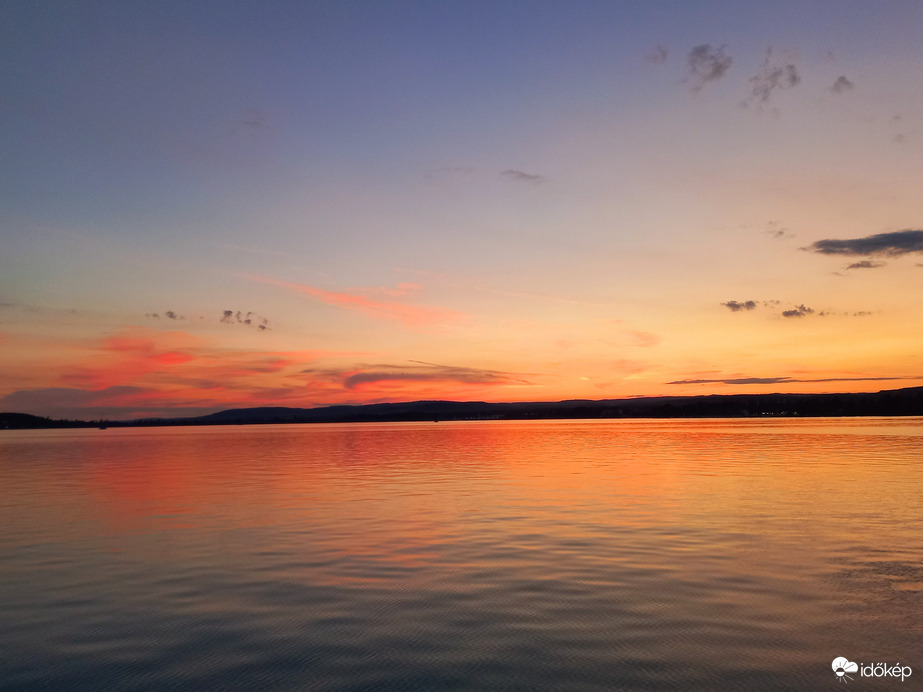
[1,418,921,691]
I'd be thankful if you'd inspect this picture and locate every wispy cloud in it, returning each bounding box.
[500,169,544,184]
[743,48,800,108]
[346,362,528,390]
[845,260,886,270]
[686,44,732,92]
[245,275,464,327]
[803,230,923,257]
[765,221,793,239]
[301,360,533,392]
[0,326,360,418]
[668,375,920,385]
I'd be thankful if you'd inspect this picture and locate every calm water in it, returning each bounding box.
[1,418,921,691]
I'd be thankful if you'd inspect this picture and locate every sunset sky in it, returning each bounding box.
[2,1,923,420]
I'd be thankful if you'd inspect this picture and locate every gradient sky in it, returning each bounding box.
[2,0,923,420]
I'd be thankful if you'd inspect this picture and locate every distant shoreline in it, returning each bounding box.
[3,386,923,430]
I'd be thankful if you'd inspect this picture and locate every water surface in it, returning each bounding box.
[2,418,921,690]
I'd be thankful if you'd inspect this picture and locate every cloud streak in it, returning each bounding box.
[668,375,920,385]
[803,230,923,257]
[846,260,886,270]
[246,276,464,327]
[301,360,533,392]
[500,169,544,184]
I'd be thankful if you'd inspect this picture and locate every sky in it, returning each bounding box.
[2,0,923,420]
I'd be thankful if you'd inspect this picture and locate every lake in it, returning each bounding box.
[1,418,921,690]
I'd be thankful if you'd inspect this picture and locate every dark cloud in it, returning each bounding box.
[343,360,530,390]
[300,361,532,391]
[669,377,789,385]
[668,375,917,385]
[500,169,544,184]
[831,76,854,94]
[743,48,800,107]
[686,44,732,91]
[647,44,668,64]
[722,300,757,312]
[846,260,886,270]
[147,310,184,320]
[221,310,270,331]
[782,304,814,318]
[803,230,923,257]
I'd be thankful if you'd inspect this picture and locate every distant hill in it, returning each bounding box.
[4,386,923,429]
[0,412,92,429]
[184,386,923,425]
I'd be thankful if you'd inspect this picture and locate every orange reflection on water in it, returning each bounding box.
[12,419,918,593]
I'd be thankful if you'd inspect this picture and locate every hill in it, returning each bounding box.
[4,386,923,429]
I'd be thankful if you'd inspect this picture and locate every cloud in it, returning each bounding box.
[846,260,886,270]
[782,304,814,318]
[803,230,923,257]
[743,48,800,107]
[500,169,544,184]
[765,221,793,239]
[221,309,270,331]
[722,300,757,312]
[301,360,533,393]
[669,377,789,385]
[342,360,531,390]
[686,44,732,92]
[647,44,668,64]
[147,310,184,320]
[668,375,919,385]
[831,75,854,94]
[245,275,464,327]
[0,326,360,419]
